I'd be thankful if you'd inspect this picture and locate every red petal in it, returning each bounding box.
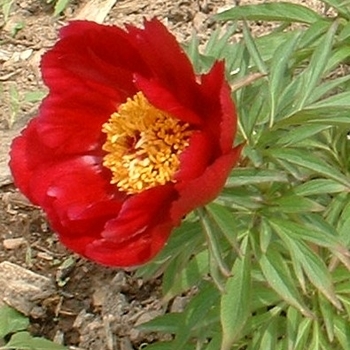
[10,119,54,203]
[171,146,242,224]
[198,62,237,154]
[175,131,213,182]
[135,75,201,124]
[36,90,114,154]
[127,19,198,103]
[84,221,174,267]
[42,20,150,98]
[219,80,237,153]
[102,184,176,243]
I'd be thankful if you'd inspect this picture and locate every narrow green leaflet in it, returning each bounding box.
[172,284,220,350]
[226,168,288,187]
[215,3,323,24]
[287,307,302,349]
[143,342,194,350]
[258,248,313,318]
[242,22,268,74]
[275,125,330,147]
[293,318,313,350]
[268,31,300,126]
[0,306,29,339]
[198,208,231,288]
[296,20,338,108]
[267,148,350,188]
[268,217,341,251]
[206,203,240,251]
[267,194,324,213]
[273,229,340,308]
[137,313,183,334]
[186,32,200,71]
[162,250,209,301]
[251,284,281,311]
[298,19,330,49]
[318,294,335,342]
[308,74,350,106]
[221,241,251,350]
[204,24,237,59]
[53,0,70,16]
[294,179,348,196]
[258,317,279,350]
[334,316,350,350]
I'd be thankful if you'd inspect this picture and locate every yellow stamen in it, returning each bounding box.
[102,92,192,194]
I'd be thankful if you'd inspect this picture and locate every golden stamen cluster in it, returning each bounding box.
[102,92,192,194]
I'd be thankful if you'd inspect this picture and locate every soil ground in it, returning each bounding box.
[0,0,327,349]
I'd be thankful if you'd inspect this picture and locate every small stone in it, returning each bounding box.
[73,309,94,328]
[0,261,55,316]
[170,296,190,313]
[3,237,26,250]
[53,330,65,345]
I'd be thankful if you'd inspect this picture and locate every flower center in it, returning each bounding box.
[102,92,192,194]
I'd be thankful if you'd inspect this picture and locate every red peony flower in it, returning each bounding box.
[10,19,241,267]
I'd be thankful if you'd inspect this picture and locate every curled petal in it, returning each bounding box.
[172,146,242,225]
[84,221,174,267]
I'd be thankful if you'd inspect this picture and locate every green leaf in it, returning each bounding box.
[4,331,67,350]
[137,220,202,280]
[251,284,281,311]
[260,218,273,253]
[308,74,350,105]
[273,229,340,308]
[172,284,220,349]
[23,91,47,103]
[220,240,251,350]
[137,313,183,334]
[275,125,330,147]
[206,203,240,251]
[294,318,313,350]
[287,306,302,349]
[258,317,278,350]
[310,90,350,110]
[204,24,237,59]
[198,208,231,289]
[226,168,289,187]
[294,179,348,196]
[215,3,323,24]
[267,194,324,213]
[318,294,335,342]
[296,20,338,108]
[53,0,70,16]
[268,217,341,252]
[163,250,208,300]
[0,306,29,339]
[267,148,350,188]
[258,248,313,318]
[142,342,195,350]
[334,315,350,350]
[242,22,268,74]
[268,31,301,126]
[185,33,200,72]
